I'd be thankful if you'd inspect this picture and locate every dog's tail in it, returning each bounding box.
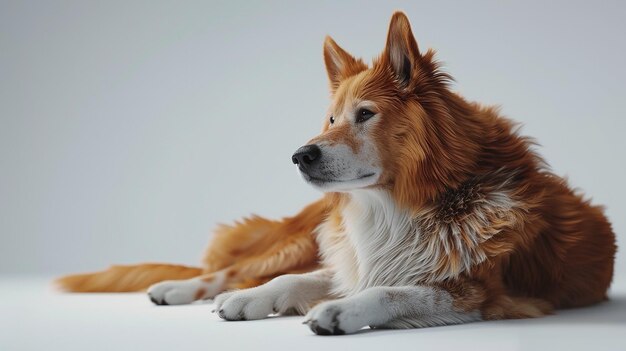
[55,263,203,292]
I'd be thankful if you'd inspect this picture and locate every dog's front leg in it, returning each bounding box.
[214,269,333,321]
[304,285,483,335]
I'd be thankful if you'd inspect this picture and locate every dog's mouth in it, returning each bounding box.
[301,171,376,185]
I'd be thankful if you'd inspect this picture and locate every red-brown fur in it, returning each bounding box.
[57,12,615,322]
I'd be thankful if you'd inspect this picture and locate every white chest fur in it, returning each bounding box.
[342,190,421,295]
[316,190,421,296]
[316,186,518,297]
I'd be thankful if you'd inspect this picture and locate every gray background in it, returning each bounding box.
[1,0,624,285]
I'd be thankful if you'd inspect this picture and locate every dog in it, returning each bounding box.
[58,11,616,335]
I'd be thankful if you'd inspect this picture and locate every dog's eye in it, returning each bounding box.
[356,108,375,123]
[329,116,335,124]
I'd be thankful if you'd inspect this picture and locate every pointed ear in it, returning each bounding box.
[323,36,367,91]
[383,12,421,86]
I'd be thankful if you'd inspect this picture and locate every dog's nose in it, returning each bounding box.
[292,144,321,167]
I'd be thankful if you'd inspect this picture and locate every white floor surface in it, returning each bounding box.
[1,276,625,351]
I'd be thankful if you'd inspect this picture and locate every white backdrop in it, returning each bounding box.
[1,1,624,285]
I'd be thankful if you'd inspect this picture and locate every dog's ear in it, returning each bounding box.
[323,36,367,92]
[383,12,421,86]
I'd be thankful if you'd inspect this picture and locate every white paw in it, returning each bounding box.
[213,286,300,321]
[303,299,368,335]
[147,279,204,305]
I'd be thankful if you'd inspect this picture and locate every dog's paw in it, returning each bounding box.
[303,300,367,335]
[147,279,204,305]
[213,286,294,321]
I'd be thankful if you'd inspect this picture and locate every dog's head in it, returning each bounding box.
[293,12,477,203]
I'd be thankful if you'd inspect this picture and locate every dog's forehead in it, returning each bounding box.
[331,71,372,113]
[330,68,395,115]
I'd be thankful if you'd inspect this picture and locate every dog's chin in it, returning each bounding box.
[299,171,378,192]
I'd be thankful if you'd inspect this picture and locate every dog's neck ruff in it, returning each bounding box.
[317,175,520,297]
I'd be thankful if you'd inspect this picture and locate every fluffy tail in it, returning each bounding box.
[55,263,203,292]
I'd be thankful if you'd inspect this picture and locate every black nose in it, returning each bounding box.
[292,144,321,167]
